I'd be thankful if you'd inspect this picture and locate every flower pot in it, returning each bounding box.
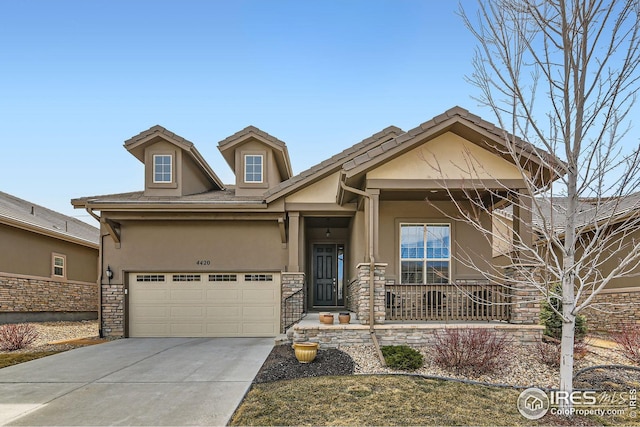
[293,342,318,363]
[319,312,330,324]
[321,314,334,324]
[339,312,351,324]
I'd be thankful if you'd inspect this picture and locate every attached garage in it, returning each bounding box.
[128,272,281,337]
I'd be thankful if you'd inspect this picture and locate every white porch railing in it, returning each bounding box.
[385,283,511,321]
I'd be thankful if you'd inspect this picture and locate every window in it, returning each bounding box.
[245,274,273,281]
[52,253,66,278]
[209,274,237,282]
[244,155,263,183]
[400,224,450,284]
[172,274,201,282]
[153,155,172,183]
[136,274,165,282]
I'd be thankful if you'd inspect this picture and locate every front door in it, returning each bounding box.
[313,244,336,306]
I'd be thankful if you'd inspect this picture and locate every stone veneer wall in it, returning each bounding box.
[583,287,640,333]
[505,265,541,324]
[346,278,359,313]
[292,322,543,349]
[0,273,98,323]
[354,263,387,325]
[281,272,305,332]
[102,283,124,336]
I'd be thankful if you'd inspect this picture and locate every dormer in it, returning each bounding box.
[125,125,225,197]
[218,126,293,197]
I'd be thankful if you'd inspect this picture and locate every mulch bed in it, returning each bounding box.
[253,344,355,383]
[255,344,640,393]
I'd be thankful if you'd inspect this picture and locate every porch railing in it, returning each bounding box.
[385,282,511,322]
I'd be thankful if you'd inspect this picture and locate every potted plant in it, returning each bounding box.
[293,342,319,363]
[339,312,351,324]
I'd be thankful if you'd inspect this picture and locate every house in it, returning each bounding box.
[495,195,640,332]
[0,191,99,323]
[72,106,558,344]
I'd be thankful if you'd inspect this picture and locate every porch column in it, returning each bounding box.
[364,188,381,260]
[288,212,300,272]
[506,264,541,325]
[511,191,533,262]
[354,263,387,325]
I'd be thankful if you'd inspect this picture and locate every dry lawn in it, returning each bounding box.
[230,375,636,426]
[0,351,63,369]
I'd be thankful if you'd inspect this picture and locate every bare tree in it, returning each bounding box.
[449,0,640,412]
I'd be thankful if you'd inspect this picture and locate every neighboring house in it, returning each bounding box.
[72,106,558,343]
[0,191,99,323]
[495,195,640,331]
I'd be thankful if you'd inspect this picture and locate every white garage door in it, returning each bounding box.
[128,272,280,337]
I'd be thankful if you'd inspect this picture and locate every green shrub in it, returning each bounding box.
[381,345,424,371]
[540,284,587,341]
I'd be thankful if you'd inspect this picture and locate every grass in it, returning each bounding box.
[0,351,64,369]
[230,375,637,426]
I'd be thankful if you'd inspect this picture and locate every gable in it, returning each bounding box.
[124,125,224,196]
[285,171,341,204]
[367,132,526,181]
[218,126,293,182]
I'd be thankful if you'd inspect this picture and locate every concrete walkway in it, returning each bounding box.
[0,337,274,426]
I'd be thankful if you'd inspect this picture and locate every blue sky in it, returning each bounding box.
[0,0,481,222]
[2,1,636,224]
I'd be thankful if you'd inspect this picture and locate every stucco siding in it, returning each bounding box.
[102,219,287,284]
[543,226,640,290]
[0,223,98,283]
[368,132,524,181]
[286,172,341,204]
[378,201,493,283]
[348,210,366,280]
[181,154,214,196]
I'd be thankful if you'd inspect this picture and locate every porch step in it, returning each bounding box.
[274,334,290,346]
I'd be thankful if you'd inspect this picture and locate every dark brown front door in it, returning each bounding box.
[314,244,336,306]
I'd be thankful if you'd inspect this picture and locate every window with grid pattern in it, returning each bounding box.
[153,155,172,183]
[400,224,450,284]
[52,254,65,277]
[244,155,263,183]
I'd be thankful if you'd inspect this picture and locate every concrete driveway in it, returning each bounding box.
[0,337,274,426]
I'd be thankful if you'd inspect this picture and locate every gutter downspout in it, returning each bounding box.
[87,207,103,338]
[339,180,386,367]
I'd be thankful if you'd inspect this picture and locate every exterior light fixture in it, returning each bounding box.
[325,218,331,238]
[106,265,113,283]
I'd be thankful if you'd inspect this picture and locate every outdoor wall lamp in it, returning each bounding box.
[106,265,113,283]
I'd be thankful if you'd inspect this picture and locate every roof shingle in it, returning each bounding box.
[0,191,99,246]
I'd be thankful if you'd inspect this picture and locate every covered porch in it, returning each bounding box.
[384,281,511,322]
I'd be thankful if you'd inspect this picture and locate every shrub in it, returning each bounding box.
[432,328,512,375]
[540,284,587,341]
[534,338,589,368]
[0,323,39,351]
[612,324,640,364]
[381,345,424,371]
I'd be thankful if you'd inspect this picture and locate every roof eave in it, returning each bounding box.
[80,200,269,211]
